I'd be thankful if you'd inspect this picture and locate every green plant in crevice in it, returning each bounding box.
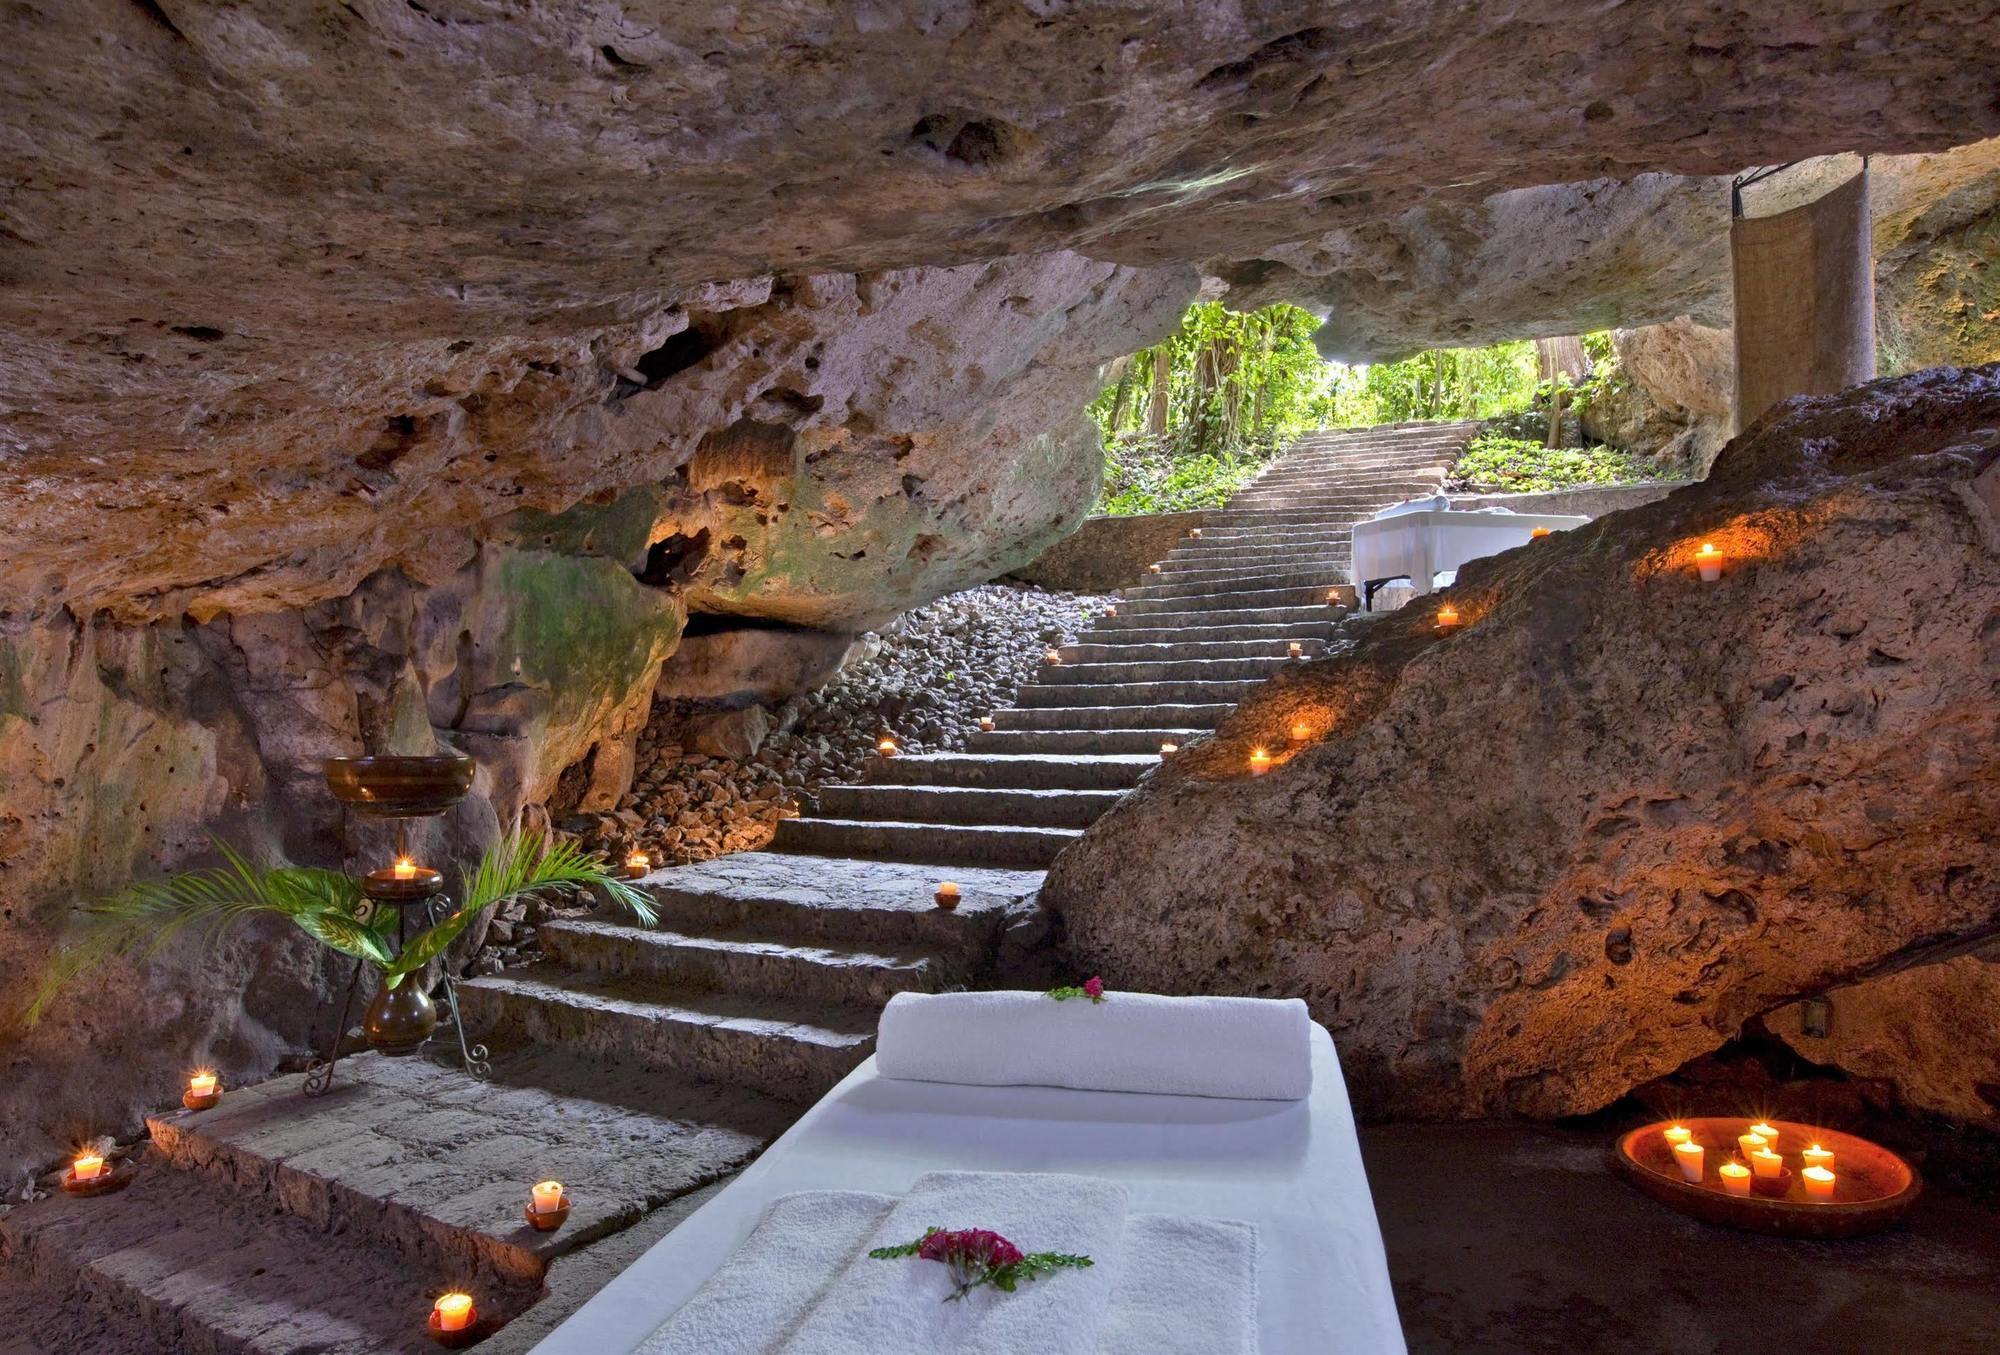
[1449,433,1655,493]
[23,832,653,1025]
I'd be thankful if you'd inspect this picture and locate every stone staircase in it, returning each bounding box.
[455,420,1474,1104]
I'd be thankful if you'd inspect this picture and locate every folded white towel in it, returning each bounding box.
[636,1191,892,1355]
[875,990,1313,1101]
[778,1170,1129,1355]
[1099,1214,1260,1355]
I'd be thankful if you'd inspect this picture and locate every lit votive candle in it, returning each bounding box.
[1189,527,1202,539]
[1043,648,1061,665]
[1737,1131,1768,1161]
[1287,641,1303,659]
[1289,719,1311,742]
[1530,525,1552,540]
[1748,1121,1780,1147]
[1802,1165,1837,1201]
[531,1180,564,1215]
[1103,606,1117,618]
[933,881,960,910]
[1750,1147,1785,1180]
[1696,541,1722,582]
[1672,1140,1703,1183]
[1248,748,1272,776]
[71,1152,105,1183]
[1325,589,1342,606]
[434,1292,475,1333]
[1159,741,1178,757]
[1662,1124,1692,1148]
[979,716,994,732]
[625,850,650,877]
[189,1071,218,1099]
[392,857,418,881]
[877,737,898,757]
[1149,563,1161,574]
[1718,1160,1752,1197]
[1802,1143,1835,1173]
[1436,604,1460,630]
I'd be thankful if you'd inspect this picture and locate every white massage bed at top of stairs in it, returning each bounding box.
[531,1021,1407,1354]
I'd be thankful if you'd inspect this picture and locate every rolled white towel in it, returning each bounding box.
[875,990,1313,1100]
[779,1170,1129,1355]
[1099,1214,1259,1355]
[637,1191,892,1355]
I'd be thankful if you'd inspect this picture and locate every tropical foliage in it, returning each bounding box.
[1449,433,1655,493]
[26,832,651,1024]
[1086,301,1660,514]
[1089,302,1336,514]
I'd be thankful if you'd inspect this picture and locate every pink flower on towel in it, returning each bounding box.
[872,1226,1092,1301]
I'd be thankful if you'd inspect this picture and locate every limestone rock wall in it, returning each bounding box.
[0,545,680,1176]
[1044,365,2000,1121]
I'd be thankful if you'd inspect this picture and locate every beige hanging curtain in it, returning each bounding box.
[1729,165,1875,433]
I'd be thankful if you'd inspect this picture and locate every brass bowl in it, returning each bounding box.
[324,755,475,817]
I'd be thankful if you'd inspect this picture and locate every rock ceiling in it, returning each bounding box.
[5,0,2000,620]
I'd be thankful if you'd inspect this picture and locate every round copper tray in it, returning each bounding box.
[1612,1117,1920,1238]
[324,755,475,817]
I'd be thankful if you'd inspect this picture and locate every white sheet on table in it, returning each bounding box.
[533,1025,1406,1355]
[1350,509,1589,598]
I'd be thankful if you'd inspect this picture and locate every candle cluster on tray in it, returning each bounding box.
[1661,1120,1840,1201]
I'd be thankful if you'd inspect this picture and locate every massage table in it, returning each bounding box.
[1350,505,1588,609]
[533,1022,1406,1354]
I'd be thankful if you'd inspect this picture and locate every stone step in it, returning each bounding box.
[540,916,943,1006]
[1120,586,1343,618]
[992,702,1234,731]
[1018,678,1267,707]
[1202,508,1416,526]
[1123,568,1349,601]
[1162,528,1358,548]
[457,969,877,1104]
[142,1050,783,1291]
[770,816,1079,868]
[1043,656,1299,683]
[1232,474,1445,492]
[1157,547,1355,572]
[1057,637,1326,662]
[817,782,1123,830]
[1072,617,1339,646]
[638,852,1035,951]
[868,750,1155,790]
[965,728,1198,756]
[0,1153,519,1355]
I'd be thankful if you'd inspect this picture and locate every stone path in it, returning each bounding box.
[0,422,1473,1351]
[455,420,1475,1103]
[0,1051,791,1354]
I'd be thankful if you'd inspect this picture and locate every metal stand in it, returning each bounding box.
[308,754,489,1095]
[424,889,492,1081]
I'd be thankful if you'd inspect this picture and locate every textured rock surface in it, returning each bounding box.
[1767,955,2000,1133]
[1009,511,1210,592]
[1583,317,1738,477]
[8,3,2000,617]
[1233,141,2000,364]
[0,544,677,1175]
[1045,365,2000,1120]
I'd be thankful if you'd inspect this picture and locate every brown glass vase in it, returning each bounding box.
[362,981,438,1056]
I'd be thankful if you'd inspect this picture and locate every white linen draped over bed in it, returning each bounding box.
[533,1025,1406,1355]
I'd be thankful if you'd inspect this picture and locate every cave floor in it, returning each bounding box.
[1363,1122,2000,1355]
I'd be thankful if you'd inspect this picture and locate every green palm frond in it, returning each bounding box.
[23,829,655,1018]
[22,839,371,1025]
[380,831,654,988]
